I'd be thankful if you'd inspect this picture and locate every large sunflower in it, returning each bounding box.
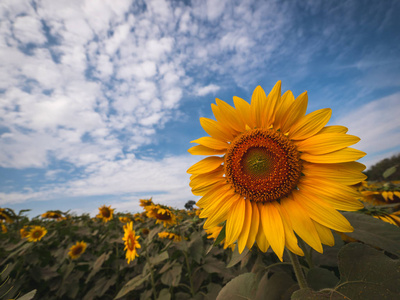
[96,205,114,223]
[68,241,87,259]
[122,222,141,264]
[27,226,48,242]
[187,81,366,260]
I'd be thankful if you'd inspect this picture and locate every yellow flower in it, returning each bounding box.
[146,205,177,227]
[139,198,153,208]
[96,205,114,223]
[41,211,66,221]
[187,81,366,261]
[122,222,141,264]
[0,208,13,224]
[158,231,182,242]
[20,226,30,238]
[1,223,7,233]
[205,226,234,250]
[68,241,87,259]
[27,226,47,242]
[119,216,131,223]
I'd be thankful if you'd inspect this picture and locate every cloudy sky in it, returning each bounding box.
[1,0,399,217]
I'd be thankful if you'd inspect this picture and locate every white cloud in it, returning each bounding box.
[13,15,47,44]
[334,92,400,168]
[194,84,220,96]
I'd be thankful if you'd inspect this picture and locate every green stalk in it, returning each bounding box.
[287,249,308,289]
[144,249,157,300]
[183,251,195,297]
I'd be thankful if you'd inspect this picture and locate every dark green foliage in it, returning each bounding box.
[365,153,400,181]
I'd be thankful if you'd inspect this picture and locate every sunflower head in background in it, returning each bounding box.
[122,222,141,264]
[68,241,87,259]
[96,205,115,223]
[41,211,66,221]
[146,205,177,227]
[139,198,154,208]
[187,81,366,261]
[27,225,48,242]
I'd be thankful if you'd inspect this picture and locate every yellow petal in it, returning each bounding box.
[296,133,360,155]
[190,166,224,186]
[225,197,246,245]
[255,205,270,252]
[191,179,225,196]
[302,162,367,185]
[187,156,224,174]
[246,202,260,250]
[212,104,239,136]
[301,147,366,164]
[200,117,234,142]
[299,178,364,211]
[215,99,245,132]
[203,194,241,229]
[196,183,232,208]
[382,191,389,201]
[289,108,332,140]
[251,86,267,128]
[264,80,281,128]
[313,221,335,246]
[280,91,308,134]
[275,202,304,256]
[260,202,285,261]
[292,189,354,232]
[188,145,226,155]
[191,137,229,150]
[274,90,295,131]
[233,96,254,129]
[281,197,323,253]
[201,190,235,218]
[237,199,252,253]
[318,125,348,134]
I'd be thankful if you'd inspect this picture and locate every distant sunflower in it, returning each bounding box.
[119,216,131,223]
[20,226,30,238]
[68,241,87,259]
[27,226,47,242]
[158,231,182,242]
[1,223,7,233]
[96,205,114,223]
[41,211,66,221]
[147,205,177,227]
[139,198,153,208]
[188,81,366,260]
[0,208,13,224]
[122,222,141,264]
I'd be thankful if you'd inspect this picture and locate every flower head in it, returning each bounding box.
[158,231,182,242]
[68,241,87,259]
[20,226,30,238]
[27,226,47,242]
[146,205,177,227]
[0,208,13,224]
[139,198,154,208]
[122,222,141,264]
[96,205,114,223]
[41,211,66,221]
[119,216,131,223]
[188,81,366,260]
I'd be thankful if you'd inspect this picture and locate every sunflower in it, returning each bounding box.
[20,226,30,238]
[119,216,131,223]
[205,226,235,250]
[187,81,366,260]
[139,198,154,208]
[146,205,177,227]
[27,226,47,242]
[41,211,66,221]
[122,222,141,264]
[68,241,87,259]
[158,231,182,242]
[96,205,114,223]
[0,208,13,223]
[1,223,6,233]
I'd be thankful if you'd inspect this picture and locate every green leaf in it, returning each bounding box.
[255,272,296,300]
[85,251,111,283]
[114,273,151,299]
[157,288,171,300]
[189,232,204,264]
[291,288,343,299]
[214,225,226,246]
[161,265,182,287]
[306,267,339,291]
[16,289,37,300]
[226,247,249,268]
[335,243,400,299]
[150,251,169,265]
[216,273,258,300]
[342,212,400,256]
[383,166,397,178]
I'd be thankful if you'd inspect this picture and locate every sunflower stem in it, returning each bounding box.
[144,249,157,300]
[183,251,195,297]
[299,239,314,269]
[287,249,308,289]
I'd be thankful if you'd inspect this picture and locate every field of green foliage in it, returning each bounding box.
[1,187,400,300]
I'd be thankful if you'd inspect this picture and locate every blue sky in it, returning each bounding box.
[1,0,399,218]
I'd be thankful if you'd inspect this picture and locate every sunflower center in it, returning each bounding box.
[155,212,172,220]
[73,245,83,255]
[225,128,302,202]
[127,234,135,251]
[101,208,111,218]
[33,230,42,238]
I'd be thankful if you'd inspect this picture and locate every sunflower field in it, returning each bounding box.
[0,188,400,300]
